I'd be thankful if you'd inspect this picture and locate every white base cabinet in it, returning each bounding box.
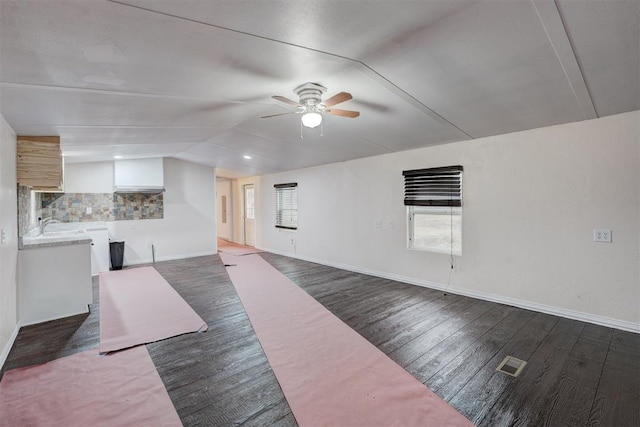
[18,242,92,325]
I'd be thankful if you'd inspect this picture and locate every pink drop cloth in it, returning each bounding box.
[217,238,263,256]
[100,266,207,353]
[0,346,182,427]
[220,252,474,427]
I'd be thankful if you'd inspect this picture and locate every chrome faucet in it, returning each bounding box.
[40,217,60,234]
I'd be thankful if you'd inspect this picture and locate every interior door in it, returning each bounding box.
[243,184,256,247]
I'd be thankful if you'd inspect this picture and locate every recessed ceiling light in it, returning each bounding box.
[243,155,252,160]
[113,155,123,159]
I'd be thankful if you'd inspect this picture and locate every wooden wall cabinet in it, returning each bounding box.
[17,136,64,191]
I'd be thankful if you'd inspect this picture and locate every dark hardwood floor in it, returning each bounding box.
[2,253,639,426]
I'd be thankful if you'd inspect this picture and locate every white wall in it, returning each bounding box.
[65,157,217,265]
[216,179,232,240]
[64,161,114,193]
[0,114,19,367]
[250,111,640,331]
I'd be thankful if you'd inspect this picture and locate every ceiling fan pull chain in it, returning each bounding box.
[300,120,304,140]
[320,121,324,137]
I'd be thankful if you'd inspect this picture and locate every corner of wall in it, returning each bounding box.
[0,114,19,368]
[0,322,21,370]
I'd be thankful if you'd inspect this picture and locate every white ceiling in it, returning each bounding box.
[1,0,638,178]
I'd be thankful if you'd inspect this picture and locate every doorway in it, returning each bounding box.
[216,179,232,240]
[243,183,256,247]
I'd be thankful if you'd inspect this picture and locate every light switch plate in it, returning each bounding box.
[593,229,612,243]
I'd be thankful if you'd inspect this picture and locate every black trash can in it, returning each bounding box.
[109,241,125,270]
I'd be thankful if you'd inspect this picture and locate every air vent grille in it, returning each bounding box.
[497,356,527,377]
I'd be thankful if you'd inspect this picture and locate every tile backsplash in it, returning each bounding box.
[42,193,112,222]
[17,185,41,237]
[18,187,164,236]
[113,193,164,220]
[41,192,164,222]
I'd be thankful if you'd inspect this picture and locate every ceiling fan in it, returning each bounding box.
[261,82,360,128]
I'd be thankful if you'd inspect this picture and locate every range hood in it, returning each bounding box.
[114,158,165,194]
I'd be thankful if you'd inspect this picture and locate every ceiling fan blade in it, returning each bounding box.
[272,95,301,107]
[326,109,360,118]
[322,92,353,108]
[260,112,298,119]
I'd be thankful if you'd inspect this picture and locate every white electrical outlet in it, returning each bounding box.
[388,219,394,228]
[290,238,295,246]
[593,229,612,243]
[86,206,92,214]
[0,228,6,244]
[375,220,382,228]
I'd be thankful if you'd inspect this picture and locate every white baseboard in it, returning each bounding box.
[21,306,90,327]
[260,247,640,334]
[1,321,21,371]
[125,250,218,266]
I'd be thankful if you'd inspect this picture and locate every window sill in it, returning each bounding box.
[407,246,462,256]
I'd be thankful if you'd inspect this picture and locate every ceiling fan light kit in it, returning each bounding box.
[301,112,323,128]
[262,82,360,129]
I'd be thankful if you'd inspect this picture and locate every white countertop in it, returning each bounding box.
[20,221,107,249]
[43,221,108,232]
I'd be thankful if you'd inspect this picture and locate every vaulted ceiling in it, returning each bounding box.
[1,0,638,178]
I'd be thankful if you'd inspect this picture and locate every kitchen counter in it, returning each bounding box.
[21,232,92,249]
[41,221,108,232]
[20,221,107,249]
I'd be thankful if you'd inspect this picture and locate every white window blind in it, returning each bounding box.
[275,183,298,230]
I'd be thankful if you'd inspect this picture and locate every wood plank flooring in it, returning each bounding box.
[2,253,639,426]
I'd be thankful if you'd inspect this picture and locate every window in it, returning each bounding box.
[403,166,463,255]
[275,183,298,230]
[408,206,462,254]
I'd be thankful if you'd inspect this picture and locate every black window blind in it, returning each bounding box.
[403,165,463,207]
